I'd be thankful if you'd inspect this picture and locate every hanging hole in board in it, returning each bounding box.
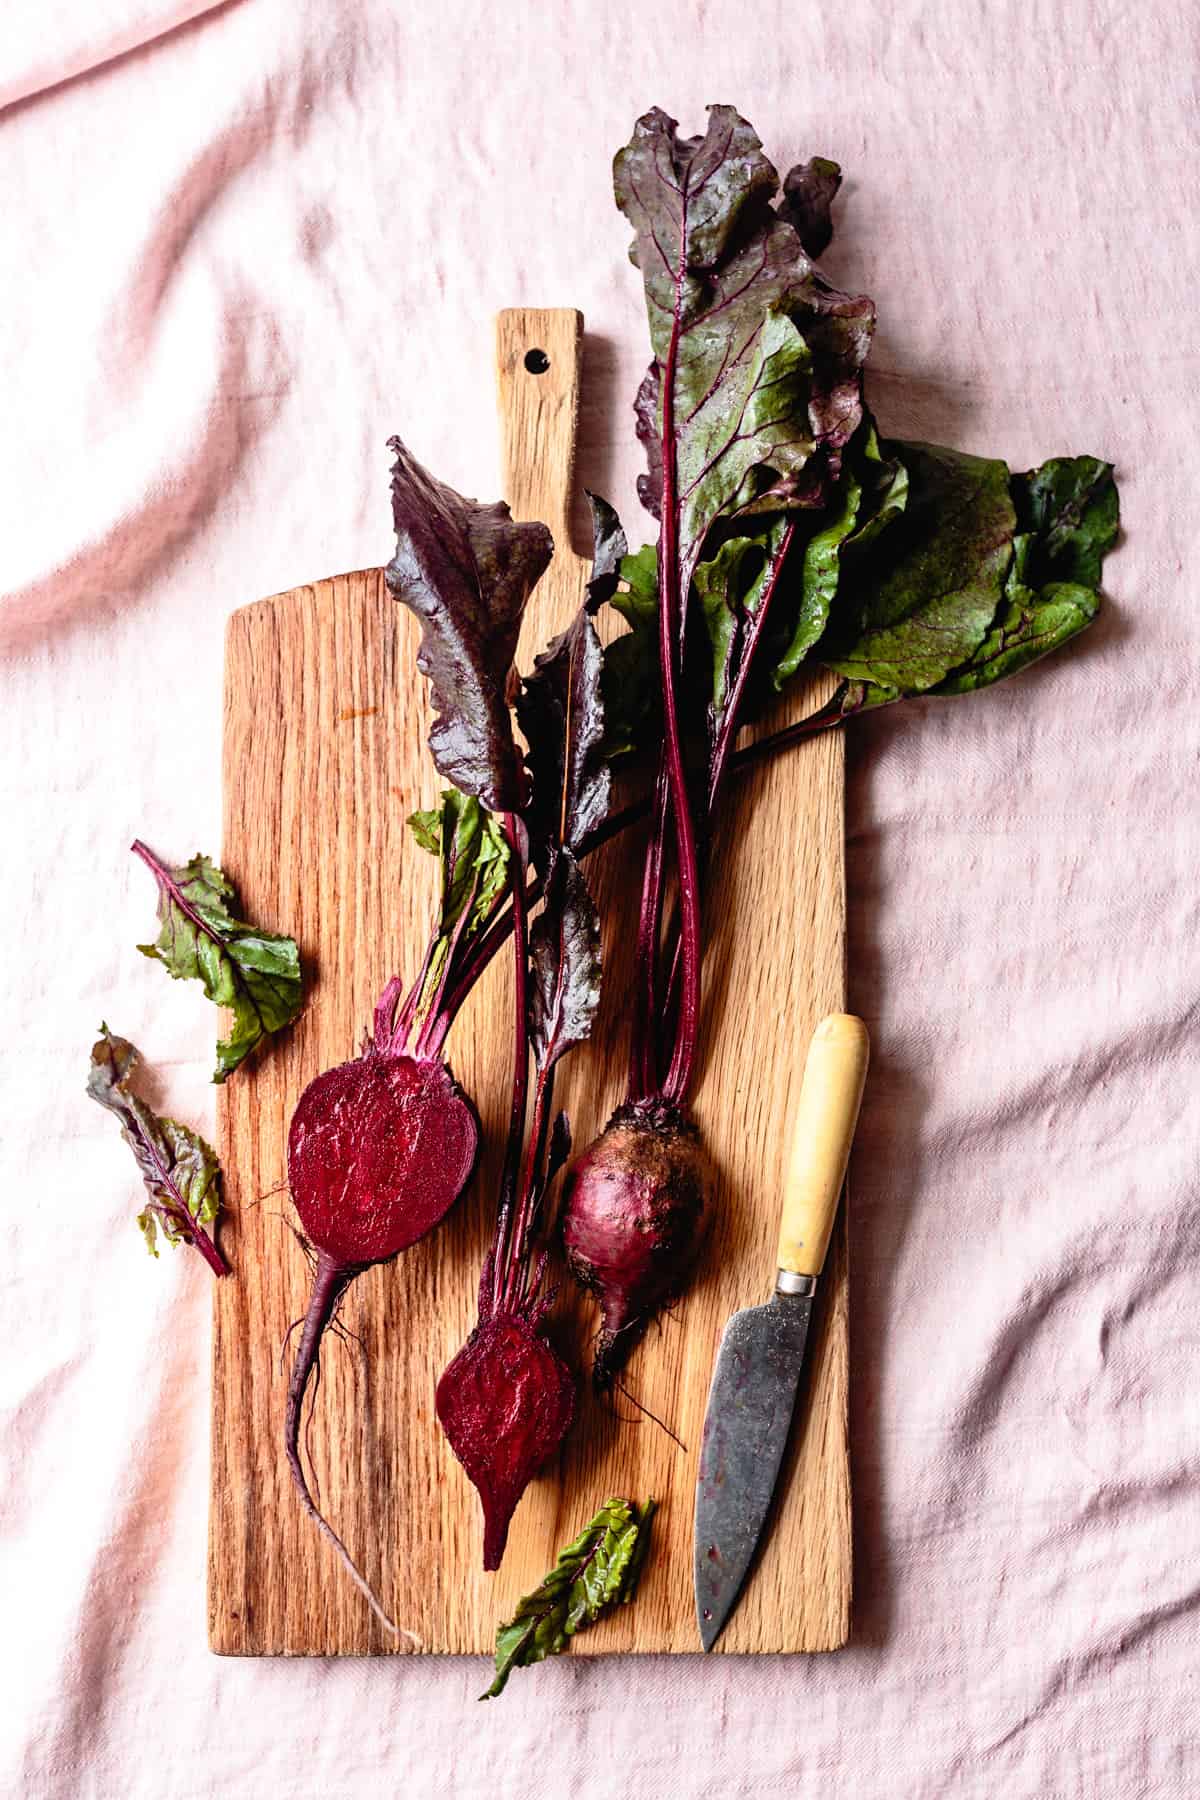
[524,348,550,375]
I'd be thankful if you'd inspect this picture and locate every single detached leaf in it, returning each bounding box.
[133,842,302,1084]
[821,441,1016,693]
[386,437,553,812]
[482,1497,656,1698]
[528,851,602,1075]
[616,106,874,589]
[517,608,610,876]
[780,156,843,259]
[87,1026,227,1274]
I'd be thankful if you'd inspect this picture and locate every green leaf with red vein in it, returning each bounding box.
[821,441,1016,693]
[615,104,874,593]
[134,842,302,1083]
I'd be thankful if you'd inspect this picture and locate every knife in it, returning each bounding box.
[694,1011,869,1650]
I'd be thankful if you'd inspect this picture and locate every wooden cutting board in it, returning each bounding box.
[209,309,850,1657]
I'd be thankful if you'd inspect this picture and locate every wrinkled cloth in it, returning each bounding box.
[2,2,1197,1795]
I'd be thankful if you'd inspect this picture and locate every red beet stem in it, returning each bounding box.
[176,1210,229,1278]
[629,763,670,1102]
[437,697,851,1029]
[490,814,531,1317]
[655,268,703,1108]
[705,520,798,812]
[284,1250,399,1638]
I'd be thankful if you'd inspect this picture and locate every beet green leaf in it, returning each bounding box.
[614,105,874,596]
[820,441,1016,693]
[133,842,302,1083]
[386,437,553,813]
[483,1497,656,1698]
[87,1026,226,1272]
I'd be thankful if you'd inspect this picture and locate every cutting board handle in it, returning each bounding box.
[495,308,583,554]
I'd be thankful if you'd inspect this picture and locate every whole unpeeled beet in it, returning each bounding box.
[561,1098,712,1388]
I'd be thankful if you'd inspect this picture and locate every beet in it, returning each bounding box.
[435,1309,575,1570]
[288,1050,476,1265]
[561,1098,711,1390]
[284,1019,478,1632]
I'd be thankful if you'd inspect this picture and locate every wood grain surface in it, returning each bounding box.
[209,309,850,1657]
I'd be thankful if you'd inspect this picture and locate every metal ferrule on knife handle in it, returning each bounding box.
[776,1013,870,1280]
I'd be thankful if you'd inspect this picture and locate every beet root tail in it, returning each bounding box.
[592,1309,648,1394]
[284,1252,401,1639]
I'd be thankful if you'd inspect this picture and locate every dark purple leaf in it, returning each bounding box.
[386,438,553,813]
[528,852,602,1074]
[516,609,610,875]
[780,157,843,259]
[584,493,628,611]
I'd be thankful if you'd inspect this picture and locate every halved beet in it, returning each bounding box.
[288,1048,478,1266]
[435,1310,575,1570]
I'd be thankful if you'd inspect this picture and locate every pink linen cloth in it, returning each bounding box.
[2,1,1196,1794]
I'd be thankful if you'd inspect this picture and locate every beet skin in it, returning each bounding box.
[561,1097,712,1389]
[435,1310,575,1570]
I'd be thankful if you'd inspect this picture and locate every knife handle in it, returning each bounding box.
[777,1013,869,1279]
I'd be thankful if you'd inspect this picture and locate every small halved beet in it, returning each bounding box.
[435,1310,575,1570]
[561,1097,712,1389]
[288,1048,478,1266]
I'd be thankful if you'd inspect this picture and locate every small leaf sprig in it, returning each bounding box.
[86,1026,228,1277]
[132,840,303,1082]
[483,1497,656,1698]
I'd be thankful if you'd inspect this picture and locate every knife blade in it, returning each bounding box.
[694,1012,869,1650]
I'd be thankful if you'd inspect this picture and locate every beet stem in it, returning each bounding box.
[184,1215,230,1278]
[506,1062,555,1311]
[656,522,803,1039]
[705,520,798,812]
[437,697,850,1029]
[628,762,670,1101]
[284,1251,400,1639]
[492,816,531,1314]
[655,247,704,1109]
[147,1196,230,1279]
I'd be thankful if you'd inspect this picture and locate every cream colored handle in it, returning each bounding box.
[495,308,583,553]
[777,1014,870,1278]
